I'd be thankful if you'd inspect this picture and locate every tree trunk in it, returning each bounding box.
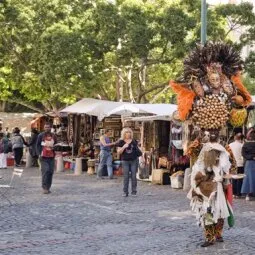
[115,70,120,101]
[0,101,6,112]
[137,58,147,103]
[139,58,147,89]
[141,65,146,89]
[117,68,124,102]
[127,66,135,102]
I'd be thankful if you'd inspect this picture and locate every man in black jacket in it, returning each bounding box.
[28,128,39,167]
[36,123,56,194]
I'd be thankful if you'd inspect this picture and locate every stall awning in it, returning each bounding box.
[60,98,177,120]
[126,115,172,122]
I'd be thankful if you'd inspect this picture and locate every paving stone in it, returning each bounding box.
[0,167,255,254]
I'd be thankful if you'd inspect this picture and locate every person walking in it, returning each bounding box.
[241,129,255,201]
[97,129,115,179]
[11,127,27,167]
[0,133,9,169]
[36,123,57,194]
[28,128,39,167]
[117,128,141,197]
[229,133,244,198]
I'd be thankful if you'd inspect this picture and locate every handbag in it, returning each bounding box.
[136,147,142,157]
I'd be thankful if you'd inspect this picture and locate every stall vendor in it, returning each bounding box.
[78,142,93,158]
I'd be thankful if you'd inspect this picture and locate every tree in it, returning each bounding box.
[0,0,254,112]
[0,0,102,111]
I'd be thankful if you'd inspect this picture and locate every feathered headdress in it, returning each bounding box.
[183,42,243,81]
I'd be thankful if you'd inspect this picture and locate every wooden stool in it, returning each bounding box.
[152,169,170,185]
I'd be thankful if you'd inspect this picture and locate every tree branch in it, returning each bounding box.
[149,86,169,103]
[7,98,44,113]
[137,82,169,102]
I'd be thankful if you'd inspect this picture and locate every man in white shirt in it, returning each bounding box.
[229,133,244,198]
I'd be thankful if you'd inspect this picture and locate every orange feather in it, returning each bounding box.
[170,80,196,121]
[231,73,252,106]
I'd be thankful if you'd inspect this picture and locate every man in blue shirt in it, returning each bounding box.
[97,129,115,179]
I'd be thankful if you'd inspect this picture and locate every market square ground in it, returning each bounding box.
[0,168,255,255]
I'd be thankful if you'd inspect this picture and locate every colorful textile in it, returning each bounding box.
[204,219,224,242]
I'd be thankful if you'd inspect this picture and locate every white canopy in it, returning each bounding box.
[126,115,172,122]
[61,98,177,120]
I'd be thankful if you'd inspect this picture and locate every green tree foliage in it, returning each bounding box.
[0,0,254,112]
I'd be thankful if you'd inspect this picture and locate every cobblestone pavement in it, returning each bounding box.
[0,168,255,255]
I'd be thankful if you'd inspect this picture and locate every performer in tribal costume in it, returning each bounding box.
[187,129,231,247]
[170,42,252,248]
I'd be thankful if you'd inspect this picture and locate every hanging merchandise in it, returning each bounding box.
[229,108,248,127]
[170,42,252,248]
[172,125,183,150]
[246,109,255,129]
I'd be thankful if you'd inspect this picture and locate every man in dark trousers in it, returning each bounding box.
[28,128,39,167]
[36,123,56,194]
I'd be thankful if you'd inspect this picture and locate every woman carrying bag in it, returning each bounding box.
[117,128,142,197]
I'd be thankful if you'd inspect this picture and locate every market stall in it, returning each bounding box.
[126,112,179,182]
[60,99,177,175]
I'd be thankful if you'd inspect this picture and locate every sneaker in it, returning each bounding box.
[122,193,128,197]
[246,196,250,201]
[131,192,137,196]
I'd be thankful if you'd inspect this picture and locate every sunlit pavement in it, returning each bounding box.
[0,167,255,255]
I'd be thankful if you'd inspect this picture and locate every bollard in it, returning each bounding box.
[56,155,64,173]
[25,151,33,168]
[183,168,191,192]
[74,157,82,175]
[87,159,95,175]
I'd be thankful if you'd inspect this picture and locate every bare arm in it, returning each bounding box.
[100,136,115,147]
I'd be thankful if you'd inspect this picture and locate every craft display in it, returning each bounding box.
[170,42,252,247]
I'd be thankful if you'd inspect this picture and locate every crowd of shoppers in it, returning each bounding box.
[229,128,255,201]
